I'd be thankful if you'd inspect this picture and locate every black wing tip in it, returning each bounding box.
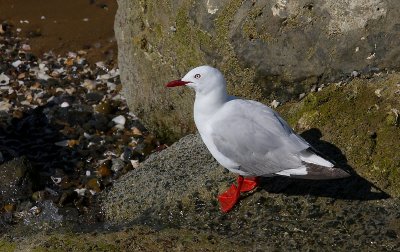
[294,163,351,180]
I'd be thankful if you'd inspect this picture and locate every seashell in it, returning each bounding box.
[0,73,10,85]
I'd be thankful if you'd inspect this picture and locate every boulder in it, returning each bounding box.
[115,0,400,141]
[102,134,399,250]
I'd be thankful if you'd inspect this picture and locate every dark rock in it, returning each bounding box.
[0,157,38,205]
[85,92,104,103]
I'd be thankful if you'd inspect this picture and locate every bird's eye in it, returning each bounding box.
[194,74,201,79]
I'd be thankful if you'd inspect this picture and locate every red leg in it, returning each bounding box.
[218,176,244,213]
[239,176,259,192]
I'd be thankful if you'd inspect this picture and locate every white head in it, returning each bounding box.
[166,65,227,96]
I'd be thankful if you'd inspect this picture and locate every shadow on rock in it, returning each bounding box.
[259,128,390,200]
[0,104,75,176]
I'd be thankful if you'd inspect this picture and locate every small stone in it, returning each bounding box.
[18,72,26,79]
[67,139,80,147]
[299,93,306,100]
[112,115,126,126]
[12,60,23,68]
[12,110,24,119]
[67,52,77,58]
[3,203,16,213]
[32,190,47,202]
[130,160,140,169]
[83,18,89,22]
[86,170,91,176]
[55,140,69,147]
[82,79,97,90]
[0,101,12,112]
[270,100,280,108]
[351,70,359,77]
[96,61,105,69]
[37,72,51,80]
[97,163,112,177]
[86,178,101,193]
[74,188,86,196]
[131,127,143,137]
[38,63,47,70]
[311,85,317,92]
[22,44,31,51]
[65,58,74,66]
[60,102,70,108]
[111,158,125,172]
[41,16,46,20]
[374,89,382,98]
[58,190,78,206]
[95,101,115,114]
[366,53,376,60]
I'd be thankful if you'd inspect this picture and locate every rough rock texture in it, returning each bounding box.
[102,134,399,250]
[278,72,400,197]
[0,157,37,206]
[115,0,400,141]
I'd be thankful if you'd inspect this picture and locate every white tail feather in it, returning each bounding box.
[276,166,308,176]
[299,151,333,167]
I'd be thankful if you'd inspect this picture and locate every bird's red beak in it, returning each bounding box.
[165,79,190,87]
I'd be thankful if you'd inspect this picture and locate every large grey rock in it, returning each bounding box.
[102,134,399,250]
[115,0,400,141]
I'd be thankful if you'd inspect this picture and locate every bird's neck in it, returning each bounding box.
[194,87,229,126]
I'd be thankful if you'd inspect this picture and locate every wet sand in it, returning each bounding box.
[0,0,117,64]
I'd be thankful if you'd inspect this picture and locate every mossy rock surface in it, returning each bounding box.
[0,226,241,252]
[115,0,400,141]
[101,133,399,250]
[278,73,400,197]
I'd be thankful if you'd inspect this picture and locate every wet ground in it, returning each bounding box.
[0,0,117,64]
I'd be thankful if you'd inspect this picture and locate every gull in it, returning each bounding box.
[166,66,350,213]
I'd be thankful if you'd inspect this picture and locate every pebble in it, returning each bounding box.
[83,79,97,90]
[12,60,23,68]
[351,70,359,77]
[86,178,101,193]
[3,204,16,213]
[130,160,140,169]
[60,102,70,108]
[270,99,280,108]
[22,44,31,51]
[374,89,382,97]
[112,115,126,125]
[97,163,112,177]
[0,25,163,226]
[111,158,125,172]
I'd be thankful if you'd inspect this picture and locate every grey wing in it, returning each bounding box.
[210,100,310,176]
